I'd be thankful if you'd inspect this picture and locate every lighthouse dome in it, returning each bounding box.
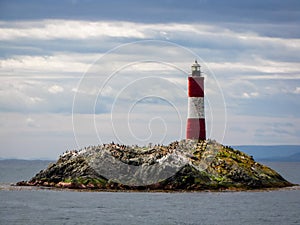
[192,60,200,67]
[191,60,201,76]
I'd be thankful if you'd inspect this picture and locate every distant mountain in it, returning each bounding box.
[259,152,300,162]
[233,145,300,162]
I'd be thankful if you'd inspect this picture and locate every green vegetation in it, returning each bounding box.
[63,177,107,186]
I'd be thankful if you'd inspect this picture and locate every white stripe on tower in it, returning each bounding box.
[188,97,204,118]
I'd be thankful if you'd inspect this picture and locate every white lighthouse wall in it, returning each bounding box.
[187,97,205,119]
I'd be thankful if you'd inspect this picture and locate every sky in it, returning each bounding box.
[0,0,300,159]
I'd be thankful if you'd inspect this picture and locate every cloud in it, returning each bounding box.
[1,0,299,29]
[0,5,300,156]
[26,117,39,128]
[1,20,299,52]
[224,80,259,99]
[241,92,259,99]
[254,121,297,140]
[0,79,76,113]
[0,20,146,41]
[293,87,300,94]
[1,20,300,84]
[223,114,300,145]
[48,84,64,94]
[0,53,96,76]
[0,23,298,143]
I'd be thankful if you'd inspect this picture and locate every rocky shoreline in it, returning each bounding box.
[16,140,295,191]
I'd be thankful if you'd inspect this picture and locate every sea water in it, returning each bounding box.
[0,160,300,225]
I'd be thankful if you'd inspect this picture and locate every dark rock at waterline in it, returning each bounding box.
[16,140,294,191]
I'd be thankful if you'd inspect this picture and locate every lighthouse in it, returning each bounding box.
[186,60,206,140]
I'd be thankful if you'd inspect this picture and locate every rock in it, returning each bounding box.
[16,139,295,191]
[56,182,73,188]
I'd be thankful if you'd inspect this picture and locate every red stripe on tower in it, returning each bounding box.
[188,77,204,97]
[186,60,206,140]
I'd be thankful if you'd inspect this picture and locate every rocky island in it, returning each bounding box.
[17,139,294,191]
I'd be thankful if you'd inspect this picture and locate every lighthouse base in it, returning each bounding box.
[186,118,206,140]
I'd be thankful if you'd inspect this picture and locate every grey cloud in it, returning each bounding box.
[1,0,299,25]
[0,80,74,113]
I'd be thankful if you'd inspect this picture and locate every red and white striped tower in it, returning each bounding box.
[186,60,206,140]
